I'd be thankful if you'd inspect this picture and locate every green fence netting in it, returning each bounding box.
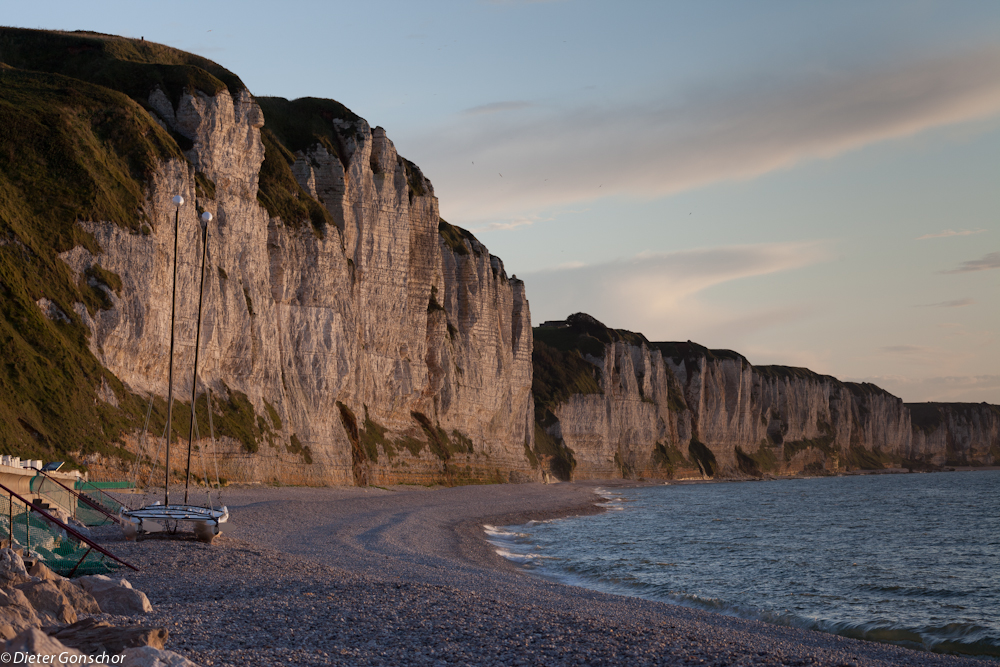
[0,494,116,576]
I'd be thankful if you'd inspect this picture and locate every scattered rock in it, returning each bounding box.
[14,580,78,626]
[49,617,167,656]
[76,574,153,615]
[5,627,85,660]
[122,646,201,667]
[0,548,32,588]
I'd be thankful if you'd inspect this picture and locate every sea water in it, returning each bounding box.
[485,471,1000,659]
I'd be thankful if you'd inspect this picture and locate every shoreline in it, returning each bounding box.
[99,481,993,666]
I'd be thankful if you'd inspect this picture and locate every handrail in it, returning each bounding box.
[36,471,121,525]
[74,480,130,513]
[0,481,137,572]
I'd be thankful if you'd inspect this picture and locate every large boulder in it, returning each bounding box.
[27,561,61,582]
[76,575,152,615]
[5,627,85,661]
[14,580,77,626]
[122,646,201,667]
[0,549,31,588]
[0,587,40,639]
[52,578,101,616]
[49,617,167,655]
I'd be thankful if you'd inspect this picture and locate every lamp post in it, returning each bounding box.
[184,211,213,504]
[165,195,183,506]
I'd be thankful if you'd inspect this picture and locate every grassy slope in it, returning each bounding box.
[0,63,182,462]
[0,28,280,466]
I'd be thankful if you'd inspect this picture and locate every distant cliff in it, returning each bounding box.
[533,314,1000,480]
[0,28,535,484]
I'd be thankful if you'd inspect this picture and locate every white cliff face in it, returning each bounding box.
[669,357,913,475]
[63,88,535,485]
[548,341,693,479]
[538,329,996,481]
[908,404,1000,466]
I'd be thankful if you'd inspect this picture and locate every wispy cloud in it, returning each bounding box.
[916,229,987,240]
[523,240,829,340]
[462,101,533,116]
[414,47,1000,223]
[479,215,535,231]
[942,251,1000,274]
[916,298,975,308]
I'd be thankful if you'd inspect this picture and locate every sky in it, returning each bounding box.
[6,1,999,402]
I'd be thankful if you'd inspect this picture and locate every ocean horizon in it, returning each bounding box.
[487,471,1000,660]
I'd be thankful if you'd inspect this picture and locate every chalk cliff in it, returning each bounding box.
[93,93,534,485]
[533,314,1000,480]
[2,29,534,485]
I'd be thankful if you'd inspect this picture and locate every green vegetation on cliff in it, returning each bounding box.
[651,340,746,366]
[438,219,482,257]
[0,28,245,108]
[0,28,269,467]
[256,128,334,234]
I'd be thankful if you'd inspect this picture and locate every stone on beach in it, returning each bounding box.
[121,646,202,667]
[49,617,167,655]
[52,578,102,616]
[14,580,77,626]
[77,574,153,615]
[5,627,85,660]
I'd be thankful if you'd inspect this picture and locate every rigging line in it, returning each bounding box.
[207,383,223,506]
[143,419,169,508]
[190,395,212,510]
[126,392,157,509]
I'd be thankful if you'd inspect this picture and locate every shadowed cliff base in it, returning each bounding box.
[532,313,1000,482]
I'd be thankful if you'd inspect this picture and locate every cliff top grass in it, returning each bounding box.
[844,381,896,399]
[438,219,483,257]
[651,340,747,366]
[907,402,1000,434]
[532,339,603,422]
[256,128,336,234]
[0,28,245,108]
[754,365,839,384]
[535,312,646,358]
[256,96,363,169]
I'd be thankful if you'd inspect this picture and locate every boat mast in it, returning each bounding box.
[165,195,184,506]
[184,211,212,504]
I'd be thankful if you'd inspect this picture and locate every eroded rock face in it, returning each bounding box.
[908,403,1000,466]
[547,341,696,480]
[68,88,535,486]
[537,319,999,480]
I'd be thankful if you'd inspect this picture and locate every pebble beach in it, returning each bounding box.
[100,482,994,667]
